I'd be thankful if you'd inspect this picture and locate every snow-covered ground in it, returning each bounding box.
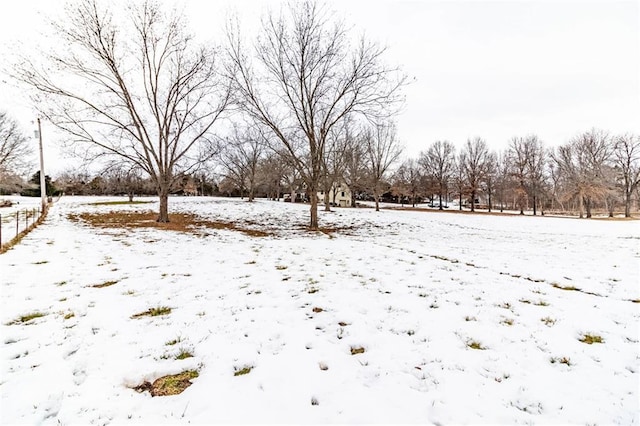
[0,196,44,245]
[1,196,638,424]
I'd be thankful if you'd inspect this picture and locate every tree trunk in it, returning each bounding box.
[309,193,318,230]
[459,192,462,210]
[487,190,492,213]
[470,190,475,212]
[374,191,380,212]
[625,192,631,217]
[532,194,537,216]
[438,192,443,210]
[586,196,592,218]
[128,192,134,202]
[158,186,170,223]
[324,189,331,212]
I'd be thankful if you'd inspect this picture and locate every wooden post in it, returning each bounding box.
[37,118,47,213]
[16,211,19,236]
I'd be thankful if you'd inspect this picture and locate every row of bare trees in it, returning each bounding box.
[7,0,638,226]
[12,0,405,229]
[216,119,403,211]
[388,130,639,218]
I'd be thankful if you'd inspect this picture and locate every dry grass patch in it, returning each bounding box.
[134,370,198,396]
[350,346,366,355]
[88,200,153,206]
[92,280,118,288]
[234,366,253,376]
[467,340,486,350]
[68,211,272,237]
[579,333,604,344]
[552,283,580,291]
[8,312,46,325]
[131,306,172,319]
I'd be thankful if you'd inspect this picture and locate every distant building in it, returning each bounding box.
[318,181,352,207]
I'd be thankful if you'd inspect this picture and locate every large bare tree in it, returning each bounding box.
[0,111,31,177]
[508,135,547,215]
[552,129,612,218]
[15,0,231,221]
[226,0,405,229]
[613,133,640,217]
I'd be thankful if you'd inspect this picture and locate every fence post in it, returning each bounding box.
[16,211,19,237]
[0,213,2,246]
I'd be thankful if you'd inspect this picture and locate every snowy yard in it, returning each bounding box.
[1,196,638,424]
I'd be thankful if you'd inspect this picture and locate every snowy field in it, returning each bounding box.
[1,196,638,424]
[0,196,43,245]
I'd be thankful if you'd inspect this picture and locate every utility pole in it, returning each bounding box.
[37,117,46,212]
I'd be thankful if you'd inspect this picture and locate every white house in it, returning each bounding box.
[318,181,352,207]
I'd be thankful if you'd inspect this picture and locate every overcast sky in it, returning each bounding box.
[1,0,638,175]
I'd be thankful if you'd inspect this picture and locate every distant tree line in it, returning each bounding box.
[388,130,639,218]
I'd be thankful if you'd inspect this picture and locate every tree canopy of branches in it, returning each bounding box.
[219,124,265,201]
[15,0,231,222]
[462,137,489,212]
[552,129,612,218]
[508,135,546,215]
[420,140,455,210]
[364,121,403,211]
[613,133,640,217]
[226,0,405,229]
[0,111,31,177]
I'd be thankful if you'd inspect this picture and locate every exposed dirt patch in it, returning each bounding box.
[134,370,198,396]
[68,211,272,237]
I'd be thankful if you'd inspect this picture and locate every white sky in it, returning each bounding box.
[1,0,639,175]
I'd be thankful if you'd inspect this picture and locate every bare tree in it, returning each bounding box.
[613,133,640,217]
[103,161,144,201]
[495,150,510,212]
[392,159,422,207]
[552,129,612,218]
[257,153,286,201]
[343,129,367,208]
[218,124,264,201]
[482,151,498,212]
[462,137,489,212]
[363,121,403,211]
[453,152,466,210]
[526,137,547,215]
[226,0,405,229]
[0,111,31,177]
[15,0,230,222]
[420,140,455,210]
[321,123,350,211]
[508,136,530,214]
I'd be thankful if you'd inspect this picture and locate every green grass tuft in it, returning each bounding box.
[175,349,193,360]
